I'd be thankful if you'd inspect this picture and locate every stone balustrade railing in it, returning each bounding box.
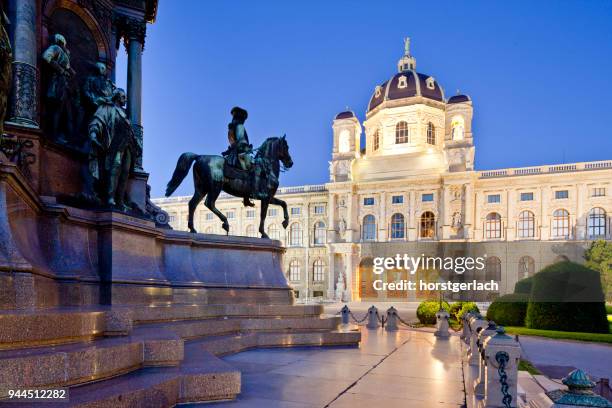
[478,160,612,179]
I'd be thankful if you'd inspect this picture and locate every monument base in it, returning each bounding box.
[0,161,361,405]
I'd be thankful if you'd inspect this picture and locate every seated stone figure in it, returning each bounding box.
[87,88,140,211]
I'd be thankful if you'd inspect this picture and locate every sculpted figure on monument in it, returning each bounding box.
[87,88,140,210]
[83,62,115,119]
[166,106,294,238]
[42,34,75,144]
[0,2,11,143]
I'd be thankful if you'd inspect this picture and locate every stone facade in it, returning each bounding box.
[153,41,612,302]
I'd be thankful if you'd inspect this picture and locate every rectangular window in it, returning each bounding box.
[520,192,533,201]
[168,214,176,223]
[205,213,214,220]
[487,194,501,204]
[290,207,301,216]
[555,190,569,199]
[225,211,235,219]
[312,291,324,298]
[363,197,374,206]
[246,209,255,218]
[392,195,404,204]
[422,193,434,202]
[313,205,325,214]
[592,187,606,197]
[268,208,278,217]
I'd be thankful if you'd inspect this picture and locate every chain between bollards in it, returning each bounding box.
[496,351,512,408]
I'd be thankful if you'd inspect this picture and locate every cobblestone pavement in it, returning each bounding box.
[206,328,465,408]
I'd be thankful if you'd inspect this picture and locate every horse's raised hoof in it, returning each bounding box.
[243,198,255,207]
[189,228,197,234]
[282,219,289,229]
[222,222,230,233]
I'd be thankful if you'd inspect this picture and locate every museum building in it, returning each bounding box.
[153,40,612,302]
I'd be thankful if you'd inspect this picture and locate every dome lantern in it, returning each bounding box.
[397,37,416,73]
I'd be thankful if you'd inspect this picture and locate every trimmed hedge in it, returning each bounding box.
[525,262,609,333]
[514,276,533,295]
[417,300,450,325]
[486,293,529,326]
[456,302,480,321]
[449,302,464,319]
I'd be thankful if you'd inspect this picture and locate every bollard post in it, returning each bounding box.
[482,327,521,408]
[468,314,488,365]
[528,369,612,408]
[366,305,379,329]
[385,307,398,331]
[434,308,450,338]
[341,305,350,325]
[462,311,474,343]
[473,321,497,397]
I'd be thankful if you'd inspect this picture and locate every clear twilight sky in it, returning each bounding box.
[115,0,612,198]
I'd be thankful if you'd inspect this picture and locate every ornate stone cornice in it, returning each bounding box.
[112,13,147,49]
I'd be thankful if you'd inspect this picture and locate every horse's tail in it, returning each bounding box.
[165,152,199,197]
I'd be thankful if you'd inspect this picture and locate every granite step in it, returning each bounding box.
[1,348,240,407]
[0,331,183,397]
[192,325,362,356]
[131,303,325,323]
[136,315,342,341]
[0,308,132,350]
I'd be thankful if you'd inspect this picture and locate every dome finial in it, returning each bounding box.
[404,37,411,56]
[397,37,416,73]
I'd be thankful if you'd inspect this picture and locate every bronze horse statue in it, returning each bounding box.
[165,136,293,238]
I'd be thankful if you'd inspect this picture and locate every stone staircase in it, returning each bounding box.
[0,303,360,407]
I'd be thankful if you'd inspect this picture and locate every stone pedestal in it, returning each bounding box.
[127,170,149,212]
[468,315,488,365]
[474,321,498,397]
[481,328,521,408]
[366,305,379,329]
[434,309,450,338]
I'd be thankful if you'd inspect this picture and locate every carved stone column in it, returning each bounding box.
[124,18,146,171]
[7,0,38,127]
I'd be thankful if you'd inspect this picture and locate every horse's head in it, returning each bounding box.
[278,135,293,169]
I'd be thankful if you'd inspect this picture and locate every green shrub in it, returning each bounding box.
[525,262,609,333]
[457,302,480,320]
[514,276,533,295]
[449,302,464,319]
[417,300,450,325]
[606,305,612,315]
[486,293,529,326]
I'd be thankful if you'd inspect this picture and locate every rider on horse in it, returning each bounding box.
[222,106,255,207]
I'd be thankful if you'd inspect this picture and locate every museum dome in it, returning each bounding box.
[448,94,471,104]
[367,39,445,113]
[335,110,356,120]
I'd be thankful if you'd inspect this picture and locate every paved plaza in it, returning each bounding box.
[204,328,465,408]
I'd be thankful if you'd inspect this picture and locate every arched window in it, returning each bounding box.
[451,115,465,140]
[313,259,325,282]
[552,209,570,238]
[267,224,280,240]
[373,129,380,151]
[395,121,409,144]
[313,221,326,245]
[362,215,376,241]
[485,256,502,281]
[588,207,607,238]
[289,222,302,246]
[518,256,535,279]
[518,211,535,238]
[390,213,405,239]
[420,211,435,239]
[427,122,435,145]
[245,225,257,237]
[485,212,502,239]
[338,130,350,153]
[289,259,300,281]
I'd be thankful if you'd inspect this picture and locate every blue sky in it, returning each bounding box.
[116,0,612,198]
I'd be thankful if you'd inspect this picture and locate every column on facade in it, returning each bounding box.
[347,192,356,242]
[441,185,451,239]
[408,190,417,240]
[473,190,482,240]
[125,18,146,171]
[540,187,549,240]
[575,183,586,239]
[7,0,38,127]
[464,183,474,239]
[506,189,515,241]
[379,192,386,241]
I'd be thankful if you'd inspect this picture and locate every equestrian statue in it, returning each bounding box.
[165,106,294,238]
